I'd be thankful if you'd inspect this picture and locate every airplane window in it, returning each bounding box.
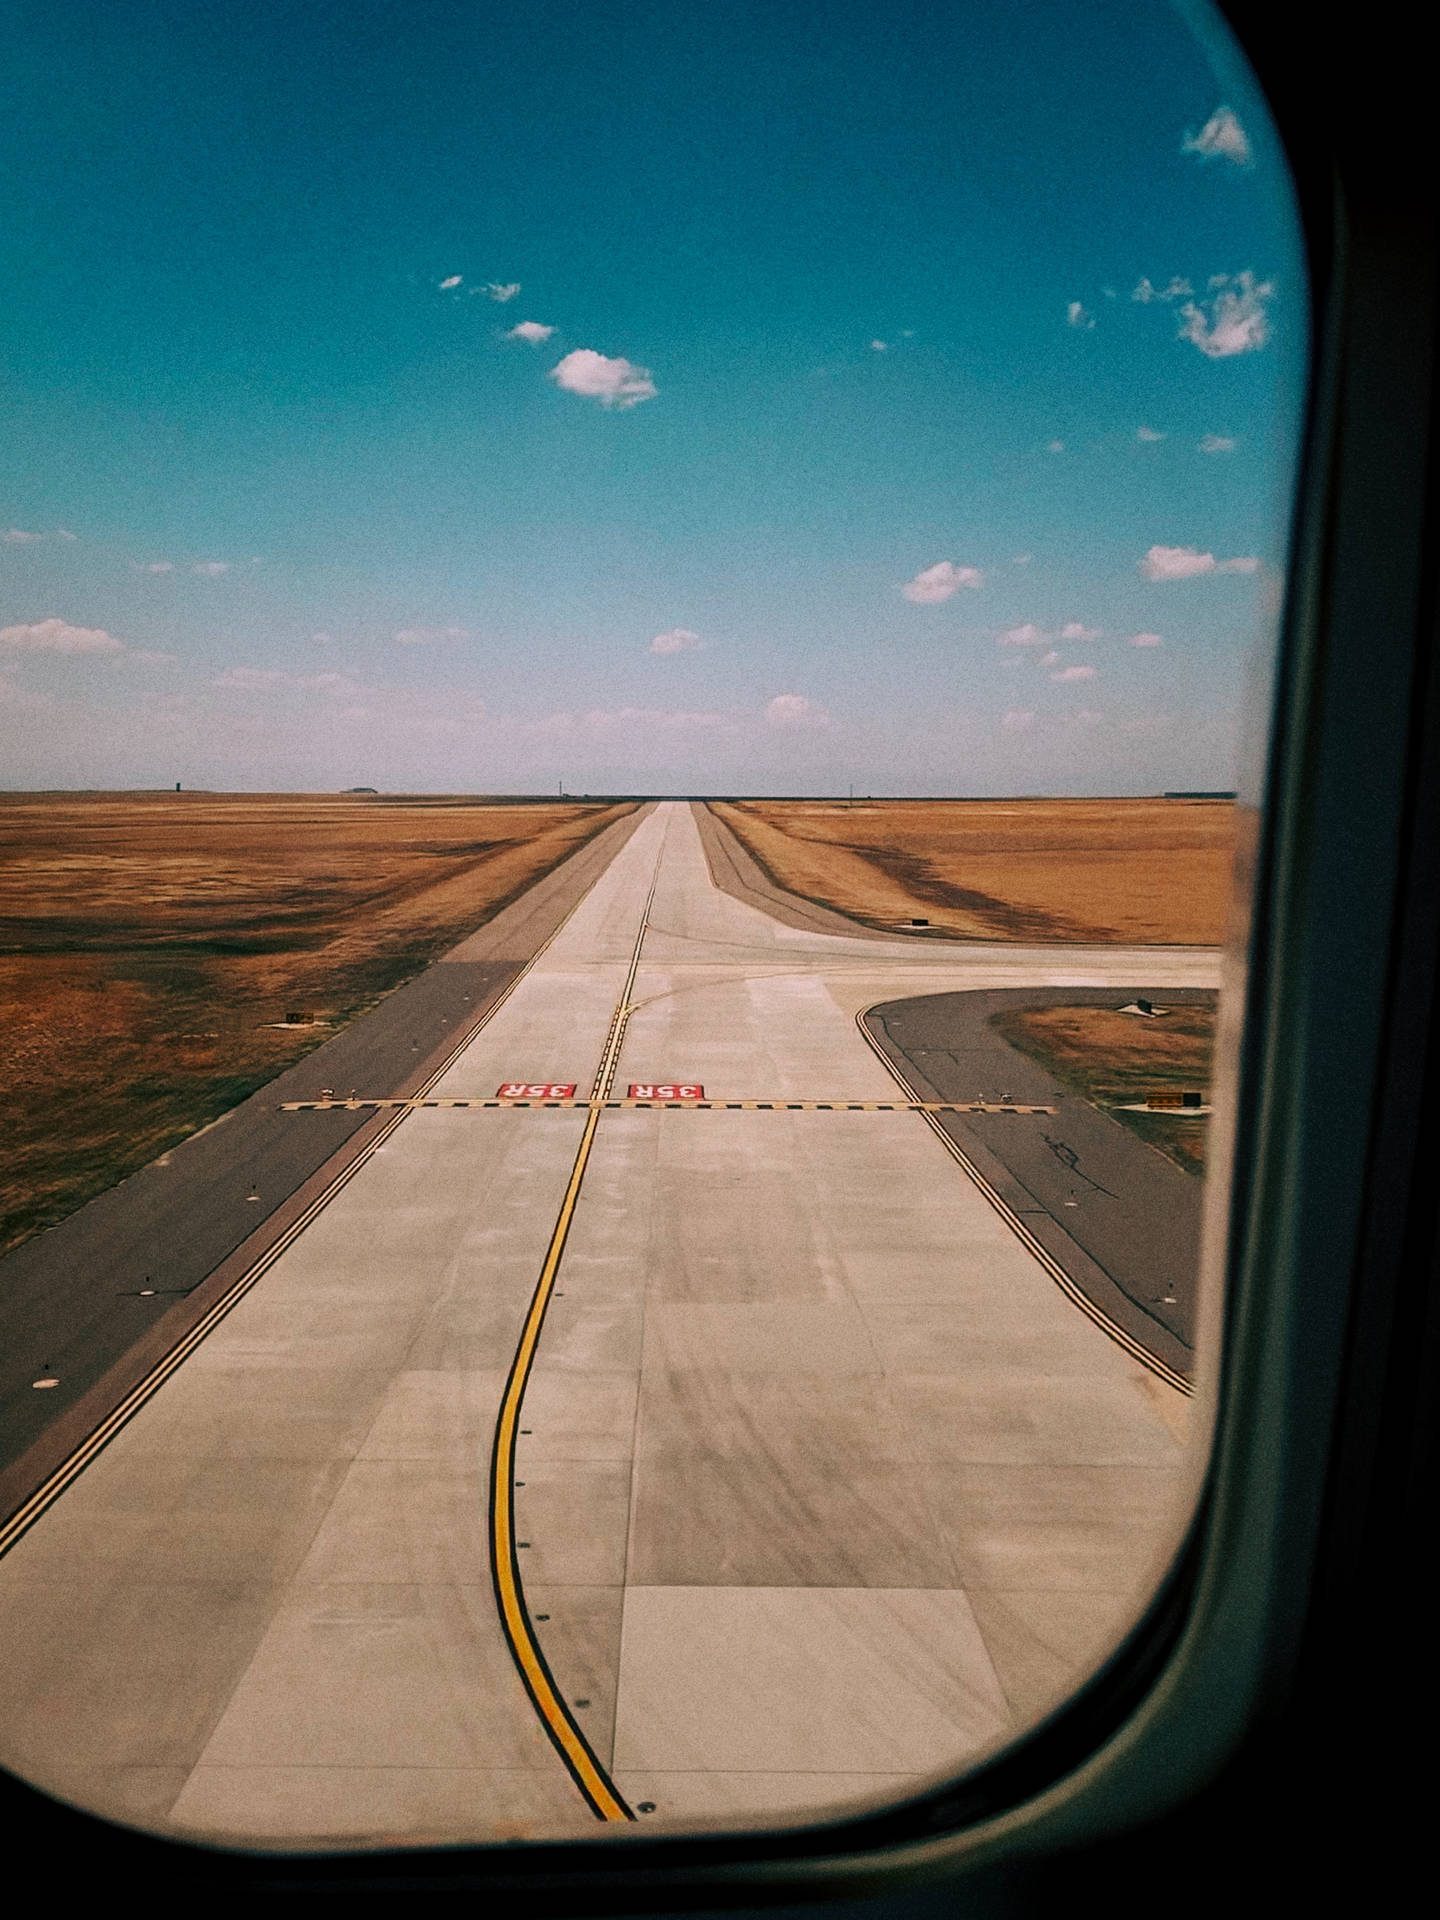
[0,0,1305,1851]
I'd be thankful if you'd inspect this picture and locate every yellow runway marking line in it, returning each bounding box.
[485,864,660,1824]
[282,1096,1057,1114]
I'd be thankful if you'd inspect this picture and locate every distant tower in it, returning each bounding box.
[175,782,181,792]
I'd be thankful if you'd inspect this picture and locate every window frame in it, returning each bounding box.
[3,0,1437,1900]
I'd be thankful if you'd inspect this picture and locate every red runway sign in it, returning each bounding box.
[496,1082,577,1099]
[628,1083,705,1100]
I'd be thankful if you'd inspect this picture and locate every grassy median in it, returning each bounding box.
[991,1001,1216,1174]
[711,797,1237,945]
[0,793,632,1256]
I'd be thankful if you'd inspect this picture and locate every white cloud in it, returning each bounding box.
[394,625,468,645]
[1060,622,1101,641]
[192,560,230,576]
[1199,433,1237,453]
[213,668,286,689]
[1140,544,1259,580]
[1177,271,1274,358]
[1051,664,1097,682]
[578,705,729,734]
[649,627,703,654]
[1012,553,1033,565]
[1046,439,1065,453]
[1000,709,1035,734]
[131,560,175,574]
[1129,632,1165,647]
[1071,708,1104,727]
[0,672,54,711]
[764,693,829,729]
[3,529,43,544]
[1038,650,1061,667]
[1132,276,1193,304]
[0,617,124,654]
[549,348,657,409]
[439,274,462,290]
[214,667,367,693]
[1136,425,1165,442]
[901,560,983,604]
[483,282,521,302]
[1067,301,1094,330]
[1183,106,1251,166]
[506,320,555,344]
[999,622,1047,647]
[870,338,888,351]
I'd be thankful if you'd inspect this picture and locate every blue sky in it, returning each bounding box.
[1,0,1306,794]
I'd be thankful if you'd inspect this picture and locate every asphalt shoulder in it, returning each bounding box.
[864,986,1216,1383]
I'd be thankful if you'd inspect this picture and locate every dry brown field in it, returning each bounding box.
[0,793,631,1257]
[712,797,1237,944]
[993,1002,1216,1173]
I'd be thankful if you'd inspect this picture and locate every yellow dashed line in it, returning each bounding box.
[281,1096,1056,1115]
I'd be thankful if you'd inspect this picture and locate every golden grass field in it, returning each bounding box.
[0,793,631,1257]
[712,797,1238,944]
[993,1002,1216,1173]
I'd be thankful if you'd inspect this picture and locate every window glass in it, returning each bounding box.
[0,0,1304,1847]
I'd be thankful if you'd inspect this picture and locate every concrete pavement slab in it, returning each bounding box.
[191,1582,563,1772]
[612,1770,916,1826]
[169,1763,595,1843]
[613,1586,1012,1775]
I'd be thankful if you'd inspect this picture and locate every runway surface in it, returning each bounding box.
[0,801,1220,1847]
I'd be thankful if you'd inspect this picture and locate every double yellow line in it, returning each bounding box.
[487,865,660,1823]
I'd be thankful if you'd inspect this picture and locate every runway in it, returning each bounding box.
[0,801,1220,1846]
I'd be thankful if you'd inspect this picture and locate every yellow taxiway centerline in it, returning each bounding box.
[485,862,661,1822]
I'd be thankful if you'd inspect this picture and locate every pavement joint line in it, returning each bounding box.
[854,1004,1194,1399]
[485,847,665,1827]
[0,825,626,1564]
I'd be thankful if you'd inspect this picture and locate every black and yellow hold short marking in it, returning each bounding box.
[282,1096,1056,1115]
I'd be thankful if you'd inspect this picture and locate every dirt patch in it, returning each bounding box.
[0,793,632,1255]
[991,1002,1216,1173]
[711,798,1237,944]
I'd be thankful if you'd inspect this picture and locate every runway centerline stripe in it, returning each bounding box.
[485,856,662,1825]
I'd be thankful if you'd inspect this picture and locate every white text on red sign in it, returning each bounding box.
[497,1083,577,1099]
[628,1083,705,1100]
